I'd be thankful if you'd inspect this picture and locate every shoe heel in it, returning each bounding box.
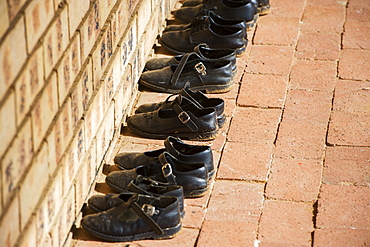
[154,223,182,240]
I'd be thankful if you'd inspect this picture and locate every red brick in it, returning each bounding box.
[314,228,370,247]
[289,60,337,92]
[347,6,370,22]
[183,189,212,208]
[317,184,370,229]
[333,80,370,114]
[258,200,314,245]
[228,107,281,143]
[246,45,294,76]
[343,21,370,49]
[182,206,205,229]
[301,5,345,33]
[132,228,199,247]
[274,121,327,159]
[295,33,341,61]
[269,0,305,18]
[197,220,257,246]
[217,142,273,182]
[259,242,310,247]
[25,0,55,50]
[254,17,300,46]
[339,49,370,81]
[266,158,322,202]
[327,111,370,146]
[206,180,264,221]
[238,74,288,108]
[307,0,347,7]
[282,89,333,125]
[324,146,370,187]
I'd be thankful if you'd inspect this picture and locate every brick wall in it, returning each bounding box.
[0,0,177,246]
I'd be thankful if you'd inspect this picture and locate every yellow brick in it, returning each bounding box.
[0,92,16,157]
[0,1,9,38]
[7,0,27,21]
[0,197,20,247]
[67,0,90,34]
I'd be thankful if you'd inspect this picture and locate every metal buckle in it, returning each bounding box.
[178,111,190,123]
[142,204,158,216]
[161,163,172,178]
[194,62,207,75]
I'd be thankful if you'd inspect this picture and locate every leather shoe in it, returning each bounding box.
[173,0,257,30]
[106,152,210,198]
[140,54,234,94]
[159,15,246,55]
[136,85,226,128]
[145,43,237,74]
[88,175,185,217]
[127,95,219,141]
[82,194,182,242]
[115,136,215,179]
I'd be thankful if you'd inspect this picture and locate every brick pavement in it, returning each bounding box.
[72,0,370,246]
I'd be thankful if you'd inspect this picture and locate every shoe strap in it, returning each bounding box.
[158,153,177,185]
[179,83,206,109]
[128,195,164,236]
[171,96,199,132]
[170,52,197,86]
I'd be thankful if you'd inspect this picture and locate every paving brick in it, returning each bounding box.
[324,146,370,187]
[343,21,370,49]
[1,119,33,206]
[289,60,337,92]
[67,0,90,34]
[269,0,305,18]
[43,7,69,78]
[206,180,264,221]
[327,111,370,146]
[217,142,273,182]
[301,5,345,33]
[266,158,322,202]
[306,0,348,7]
[333,80,370,114]
[0,19,27,97]
[259,242,310,247]
[246,45,294,76]
[317,184,370,229]
[295,32,341,61]
[347,5,370,22]
[182,206,205,229]
[339,49,370,81]
[238,74,288,108]
[254,17,300,46]
[197,220,257,247]
[0,1,9,38]
[282,89,333,126]
[15,45,45,127]
[258,200,314,245]
[0,91,16,157]
[274,121,327,159]
[24,0,55,50]
[314,228,370,247]
[228,107,281,144]
[0,197,20,247]
[7,0,27,21]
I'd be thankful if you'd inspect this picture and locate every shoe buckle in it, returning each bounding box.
[178,111,190,123]
[161,163,173,178]
[194,62,207,75]
[142,204,159,216]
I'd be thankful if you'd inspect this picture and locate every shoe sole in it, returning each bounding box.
[82,221,182,242]
[245,14,259,31]
[140,77,234,94]
[184,185,211,198]
[258,5,271,15]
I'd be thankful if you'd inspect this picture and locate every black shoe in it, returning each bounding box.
[82,194,182,242]
[173,0,258,29]
[145,43,237,74]
[159,15,246,55]
[164,11,247,39]
[88,175,185,217]
[140,54,234,94]
[127,95,219,141]
[136,85,226,128]
[115,136,215,178]
[106,152,210,198]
